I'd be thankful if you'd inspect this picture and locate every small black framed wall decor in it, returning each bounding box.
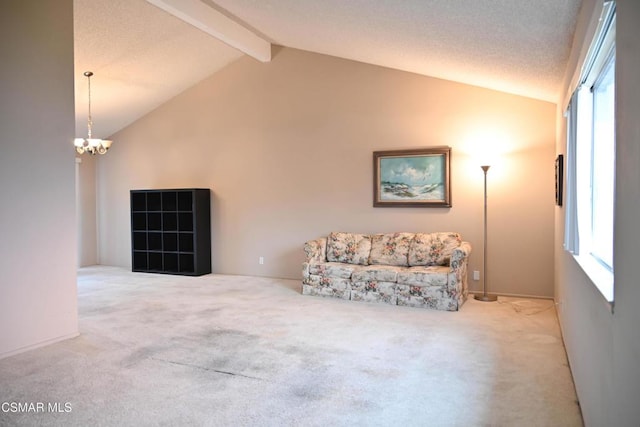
[373,146,451,207]
[555,154,563,206]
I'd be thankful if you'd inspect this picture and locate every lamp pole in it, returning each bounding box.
[475,165,497,302]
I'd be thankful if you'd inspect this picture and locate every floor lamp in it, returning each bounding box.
[475,165,497,302]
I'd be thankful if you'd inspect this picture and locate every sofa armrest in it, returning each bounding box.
[449,241,472,290]
[450,241,472,269]
[304,238,327,263]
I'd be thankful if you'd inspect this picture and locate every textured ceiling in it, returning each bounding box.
[74,0,243,139]
[74,0,582,139]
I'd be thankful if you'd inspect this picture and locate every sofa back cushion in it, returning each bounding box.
[408,232,461,266]
[326,232,371,265]
[369,233,414,266]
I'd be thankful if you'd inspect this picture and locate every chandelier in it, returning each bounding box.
[74,71,112,155]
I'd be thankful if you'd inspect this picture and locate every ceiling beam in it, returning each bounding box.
[146,0,271,62]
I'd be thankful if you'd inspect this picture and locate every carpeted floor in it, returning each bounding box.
[0,266,582,426]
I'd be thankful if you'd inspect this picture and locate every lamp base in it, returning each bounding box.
[474,294,498,302]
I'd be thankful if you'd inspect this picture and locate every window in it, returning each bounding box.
[590,52,615,269]
[564,1,616,302]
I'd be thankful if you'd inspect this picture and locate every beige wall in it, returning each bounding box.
[77,155,98,267]
[555,0,640,425]
[98,47,556,297]
[0,0,78,358]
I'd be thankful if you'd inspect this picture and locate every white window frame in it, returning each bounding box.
[564,1,616,303]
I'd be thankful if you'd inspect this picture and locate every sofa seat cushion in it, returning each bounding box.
[308,262,361,279]
[397,266,449,287]
[396,283,458,311]
[302,275,351,299]
[408,232,462,266]
[368,232,414,266]
[351,281,397,305]
[326,232,371,265]
[352,265,403,282]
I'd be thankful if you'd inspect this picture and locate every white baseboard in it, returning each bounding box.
[0,331,80,360]
[469,291,553,300]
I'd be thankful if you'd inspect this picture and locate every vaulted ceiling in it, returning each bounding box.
[74,0,582,139]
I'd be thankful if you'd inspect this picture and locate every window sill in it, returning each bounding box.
[573,253,614,307]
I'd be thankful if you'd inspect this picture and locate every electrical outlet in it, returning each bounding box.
[259,256,264,265]
[473,270,480,281]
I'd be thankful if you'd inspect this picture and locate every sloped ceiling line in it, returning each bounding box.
[74,0,582,139]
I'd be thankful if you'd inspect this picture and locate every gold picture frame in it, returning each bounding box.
[373,147,451,207]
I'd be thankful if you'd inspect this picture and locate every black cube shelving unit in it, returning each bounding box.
[130,188,211,276]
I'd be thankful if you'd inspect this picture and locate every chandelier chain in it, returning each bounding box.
[86,72,93,139]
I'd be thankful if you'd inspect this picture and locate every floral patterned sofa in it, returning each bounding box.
[302,232,471,311]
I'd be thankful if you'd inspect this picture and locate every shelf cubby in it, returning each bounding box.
[132,213,147,231]
[162,192,177,211]
[163,233,178,252]
[163,213,178,231]
[132,232,147,251]
[148,213,162,231]
[179,233,194,252]
[147,192,162,211]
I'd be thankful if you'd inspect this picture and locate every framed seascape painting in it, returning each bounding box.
[373,147,451,207]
